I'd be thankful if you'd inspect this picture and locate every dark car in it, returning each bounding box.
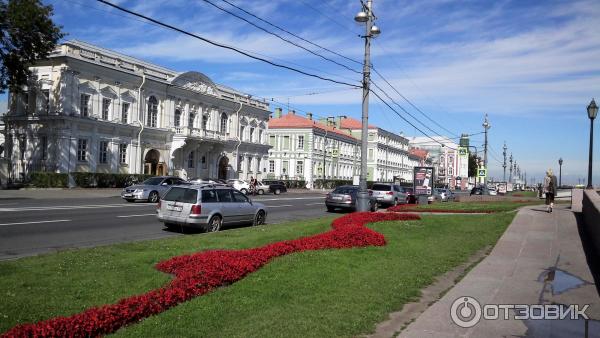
[470,187,484,195]
[261,180,287,195]
[325,185,378,212]
[404,187,417,204]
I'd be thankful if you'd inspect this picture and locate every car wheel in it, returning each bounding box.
[207,215,222,233]
[393,198,399,206]
[125,199,135,203]
[253,210,266,226]
[165,223,178,231]
[257,189,264,195]
[370,202,378,212]
[240,188,248,195]
[148,191,159,203]
[327,206,335,212]
[274,188,281,195]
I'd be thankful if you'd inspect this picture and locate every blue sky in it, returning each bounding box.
[5,0,600,185]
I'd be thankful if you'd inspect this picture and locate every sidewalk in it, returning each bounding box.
[385,204,600,337]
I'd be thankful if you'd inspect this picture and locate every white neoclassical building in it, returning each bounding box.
[0,40,271,184]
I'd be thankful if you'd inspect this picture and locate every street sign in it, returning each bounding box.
[478,168,487,178]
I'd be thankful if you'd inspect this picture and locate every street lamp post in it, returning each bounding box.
[482,114,491,190]
[587,99,598,189]
[502,142,507,182]
[558,158,563,187]
[355,0,380,211]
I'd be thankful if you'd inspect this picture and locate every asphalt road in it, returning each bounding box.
[0,192,330,260]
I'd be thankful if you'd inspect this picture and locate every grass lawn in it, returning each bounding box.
[507,191,538,198]
[0,212,515,337]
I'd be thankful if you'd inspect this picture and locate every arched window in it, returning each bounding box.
[220,113,228,134]
[174,108,181,127]
[147,96,158,127]
[189,111,196,128]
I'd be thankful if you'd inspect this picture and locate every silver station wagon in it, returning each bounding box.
[156,184,267,232]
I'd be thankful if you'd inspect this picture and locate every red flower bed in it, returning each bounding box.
[2,212,420,338]
[387,204,495,213]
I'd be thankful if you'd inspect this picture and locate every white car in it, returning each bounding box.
[488,188,498,196]
[226,179,270,195]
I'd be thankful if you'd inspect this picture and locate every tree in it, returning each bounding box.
[0,0,63,94]
[468,153,479,178]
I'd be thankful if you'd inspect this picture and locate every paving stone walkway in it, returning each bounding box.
[384,204,600,337]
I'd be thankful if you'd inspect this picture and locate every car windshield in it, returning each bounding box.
[372,184,391,191]
[163,187,198,203]
[143,177,163,185]
[333,187,357,195]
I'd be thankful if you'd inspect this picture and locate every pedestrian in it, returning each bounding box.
[250,176,256,195]
[543,169,557,213]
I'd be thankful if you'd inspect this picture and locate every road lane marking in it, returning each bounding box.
[116,213,157,218]
[0,219,71,226]
[0,203,153,212]
[305,202,324,206]
[254,197,324,201]
[264,204,293,208]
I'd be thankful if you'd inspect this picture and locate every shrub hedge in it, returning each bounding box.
[28,172,69,188]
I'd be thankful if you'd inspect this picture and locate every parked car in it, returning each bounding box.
[433,188,446,202]
[488,188,498,196]
[261,180,288,195]
[470,187,484,195]
[189,177,227,185]
[157,184,267,232]
[227,179,250,194]
[404,187,417,204]
[442,189,457,201]
[325,185,378,212]
[370,183,407,206]
[121,176,187,203]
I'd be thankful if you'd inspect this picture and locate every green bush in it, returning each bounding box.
[29,172,68,188]
[72,172,96,188]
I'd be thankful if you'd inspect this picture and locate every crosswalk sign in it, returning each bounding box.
[478,168,487,178]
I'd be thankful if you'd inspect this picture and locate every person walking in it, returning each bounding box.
[249,176,256,196]
[543,169,558,213]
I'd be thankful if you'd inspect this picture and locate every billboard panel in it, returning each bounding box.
[413,166,434,195]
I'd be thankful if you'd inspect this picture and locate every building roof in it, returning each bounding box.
[409,148,429,160]
[339,116,376,130]
[268,113,357,140]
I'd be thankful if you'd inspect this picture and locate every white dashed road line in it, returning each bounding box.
[0,219,72,226]
[116,213,157,218]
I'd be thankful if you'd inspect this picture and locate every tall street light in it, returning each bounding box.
[355,0,381,211]
[558,157,563,187]
[587,99,598,189]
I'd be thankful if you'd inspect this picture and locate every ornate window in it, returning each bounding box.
[77,139,87,161]
[202,114,208,130]
[220,113,228,134]
[189,112,196,128]
[174,108,182,127]
[80,94,90,117]
[188,151,194,168]
[102,98,111,120]
[147,96,158,127]
[99,140,109,164]
[121,102,129,123]
[119,144,127,164]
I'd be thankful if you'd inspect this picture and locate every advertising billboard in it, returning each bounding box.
[498,182,507,194]
[413,166,434,195]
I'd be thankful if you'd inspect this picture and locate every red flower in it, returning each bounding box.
[1,212,420,338]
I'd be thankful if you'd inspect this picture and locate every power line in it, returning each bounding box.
[96,0,361,89]
[200,0,361,75]
[369,88,457,150]
[296,0,360,37]
[370,79,451,141]
[219,0,362,67]
[371,65,460,138]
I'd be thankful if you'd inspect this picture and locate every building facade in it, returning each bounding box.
[266,110,360,187]
[339,117,412,182]
[408,136,468,189]
[1,40,270,184]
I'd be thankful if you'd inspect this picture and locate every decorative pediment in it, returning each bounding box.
[120,90,136,102]
[78,81,97,93]
[100,86,118,98]
[171,71,220,97]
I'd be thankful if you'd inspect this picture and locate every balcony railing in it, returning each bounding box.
[171,126,228,142]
